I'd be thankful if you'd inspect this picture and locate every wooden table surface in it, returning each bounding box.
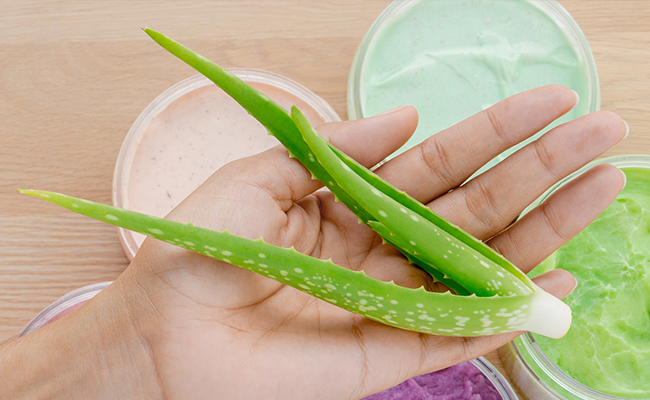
[2,0,649,396]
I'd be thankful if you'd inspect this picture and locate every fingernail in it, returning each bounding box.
[375,105,409,117]
[571,89,580,107]
[568,278,578,295]
[618,167,627,190]
[623,120,630,139]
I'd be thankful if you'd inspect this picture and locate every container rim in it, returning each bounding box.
[471,356,520,400]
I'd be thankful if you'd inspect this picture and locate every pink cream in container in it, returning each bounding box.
[112,69,341,260]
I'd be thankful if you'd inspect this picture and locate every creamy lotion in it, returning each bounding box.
[349,0,599,168]
[114,71,339,259]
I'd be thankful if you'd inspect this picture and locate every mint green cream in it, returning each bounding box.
[354,0,597,164]
[531,167,650,398]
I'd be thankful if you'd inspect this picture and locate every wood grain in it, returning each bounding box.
[1,0,649,395]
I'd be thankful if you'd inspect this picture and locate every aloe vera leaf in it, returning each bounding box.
[143,28,535,294]
[139,29,571,335]
[368,220,472,296]
[18,189,571,338]
[328,144,534,290]
[291,107,532,297]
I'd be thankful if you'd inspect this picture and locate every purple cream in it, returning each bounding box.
[364,361,502,400]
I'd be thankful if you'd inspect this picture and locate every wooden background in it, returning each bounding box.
[1,0,649,394]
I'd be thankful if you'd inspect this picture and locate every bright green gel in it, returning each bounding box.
[355,0,595,167]
[530,167,650,398]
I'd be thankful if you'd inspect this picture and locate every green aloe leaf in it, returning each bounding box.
[143,28,535,295]
[291,106,532,297]
[20,189,570,338]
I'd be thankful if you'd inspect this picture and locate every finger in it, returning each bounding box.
[213,105,418,209]
[488,163,626,273]
[375,85,578,202]
[432,111,628,239]
[532,268,578,299]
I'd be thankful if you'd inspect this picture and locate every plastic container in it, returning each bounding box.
[113,69,340,260]
[348,0,600,169]
[19,282,112,336]
[499,155,650,400]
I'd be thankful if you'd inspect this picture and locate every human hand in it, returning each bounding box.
[1,85,627,400]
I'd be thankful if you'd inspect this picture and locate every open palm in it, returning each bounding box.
[114,85,626,399]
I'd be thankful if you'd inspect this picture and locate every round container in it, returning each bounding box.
[113,69,340,260]
[365,357,518,399]
[499,155,650,400]
[348,0,600,170]
[20,282,112,336]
